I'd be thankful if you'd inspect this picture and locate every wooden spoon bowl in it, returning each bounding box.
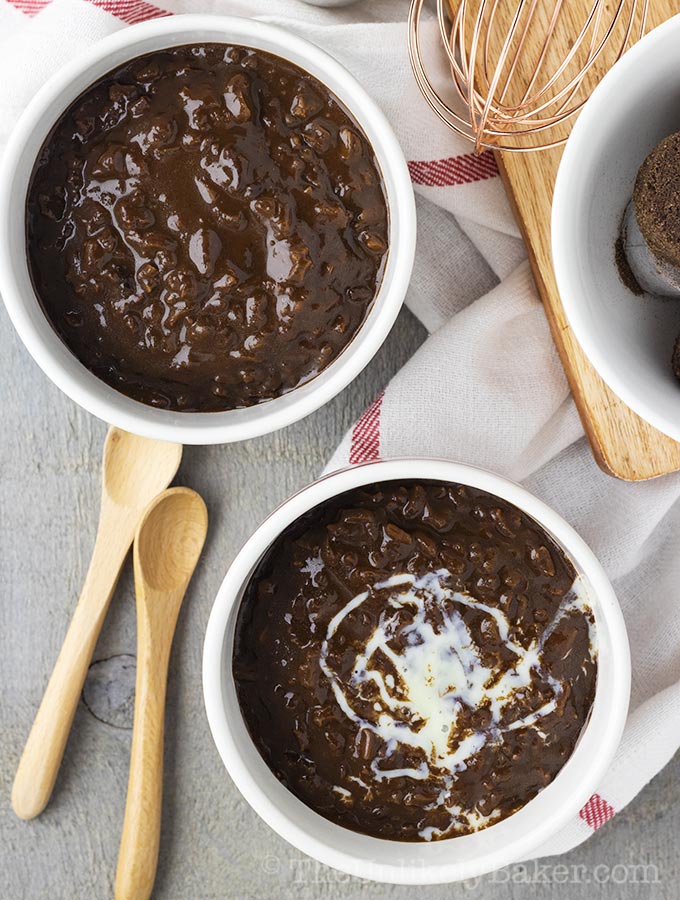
[12,428,182,821]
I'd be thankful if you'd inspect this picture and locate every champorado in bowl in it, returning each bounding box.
[0,14,415,445]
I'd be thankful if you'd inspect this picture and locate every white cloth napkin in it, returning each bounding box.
[2,0,680,862]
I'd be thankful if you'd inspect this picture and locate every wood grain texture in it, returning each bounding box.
[496,1,680,480]
[116,489,208,900]
[11,429,182,821]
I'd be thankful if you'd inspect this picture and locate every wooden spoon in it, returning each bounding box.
[12,427,183,821]
[115,487,208,900]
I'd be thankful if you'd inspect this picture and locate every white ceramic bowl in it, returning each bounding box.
[552,16,680,443]
[0,15,415,445]
[203,458,630,885]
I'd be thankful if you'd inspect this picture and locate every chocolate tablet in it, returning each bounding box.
[233,481,598,842]
[27,44,388,411]
[618,131,680,381]
[620,132,680,298]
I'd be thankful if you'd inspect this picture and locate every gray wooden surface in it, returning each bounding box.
[1,296,678,900]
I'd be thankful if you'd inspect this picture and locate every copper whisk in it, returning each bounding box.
[408,0,649,153]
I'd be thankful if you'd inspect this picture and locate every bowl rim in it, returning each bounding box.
[0,14,416,445]
[552,14,680,443]
[202,457,630,885]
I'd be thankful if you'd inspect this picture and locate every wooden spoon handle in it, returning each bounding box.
[115,604,173,900]
[11,510,132,820]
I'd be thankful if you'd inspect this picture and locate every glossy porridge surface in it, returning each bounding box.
[27,43,388,411]
[234,480,598,842]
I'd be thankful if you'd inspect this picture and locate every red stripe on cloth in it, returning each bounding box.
[349,391,384,464]
[8,0,170,20]
[86,0,171,24]
[579,793,616,830]
[6,0,51,14]
[408,150,498,187]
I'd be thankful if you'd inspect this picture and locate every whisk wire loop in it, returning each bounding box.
[408,0,649,152]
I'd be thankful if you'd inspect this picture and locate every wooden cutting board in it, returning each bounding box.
[495,1,680,480]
